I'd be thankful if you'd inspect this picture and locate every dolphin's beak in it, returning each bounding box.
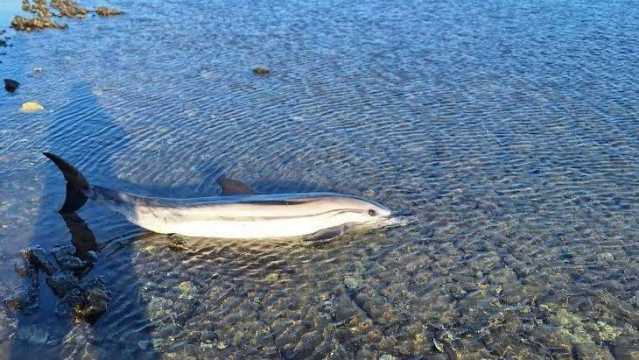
[382,210,414,228]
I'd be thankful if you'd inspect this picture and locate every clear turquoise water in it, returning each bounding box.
[0,0,22,27]
[1,0,639,358]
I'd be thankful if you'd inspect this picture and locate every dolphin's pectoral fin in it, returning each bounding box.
[304,225,349,244]
[216,176,255,195]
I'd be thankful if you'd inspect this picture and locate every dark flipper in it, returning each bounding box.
[216,176,254,195]
[43,152,91,213]
[61,212,98,259]
[304,225,349,244]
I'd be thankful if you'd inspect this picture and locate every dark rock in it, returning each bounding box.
[4,79,20,93]
[22,246,57,275]
[59,255,89,271]
[95,7,123,16]
[74,278,109,323]
[53,246,89,271]
[253,66,270,76]
[46,271,80,297]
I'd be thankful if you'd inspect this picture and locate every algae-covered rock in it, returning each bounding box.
[593,321,622,342]
[178,281,196,299]
[11,16,67,31]
[265,272,279,283]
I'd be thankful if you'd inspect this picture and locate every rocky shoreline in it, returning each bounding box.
[11,0,122,31]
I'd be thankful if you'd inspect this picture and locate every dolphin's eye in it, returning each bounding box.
[368,209,377,217]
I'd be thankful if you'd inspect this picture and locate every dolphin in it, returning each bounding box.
[43,152,398,241]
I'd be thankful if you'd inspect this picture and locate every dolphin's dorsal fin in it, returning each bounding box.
[216,176,254,195]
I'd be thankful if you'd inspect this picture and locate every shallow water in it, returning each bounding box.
[0,0,22,27]
[1,0,639,358]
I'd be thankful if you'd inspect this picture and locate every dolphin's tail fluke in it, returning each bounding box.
[43,152,91,213]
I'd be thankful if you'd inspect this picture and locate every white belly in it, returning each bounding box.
[136,214,347,239]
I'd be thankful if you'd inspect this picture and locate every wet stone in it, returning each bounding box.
[22,246,56,275]
[4,79,19,93]
[74,278,109,323]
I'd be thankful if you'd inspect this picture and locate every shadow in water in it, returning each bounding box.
[9,82,158,359]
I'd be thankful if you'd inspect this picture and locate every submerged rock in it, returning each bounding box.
[95,6,123,16]
[4,286,39,312]
[14,258,35,278]
[253,66,270,76]
[46,271,80,297]
[52,245,90,271]
[20,101,45,113]
[74,279,109,323]
[22,246,56,274]
[4,79,19,93]
[16,324,50,345]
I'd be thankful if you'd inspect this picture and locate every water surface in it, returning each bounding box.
[1,0,639,358]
